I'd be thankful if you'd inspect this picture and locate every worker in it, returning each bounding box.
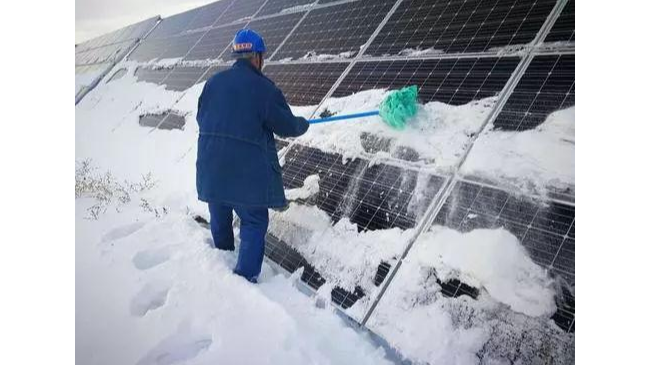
[195,29,309,283]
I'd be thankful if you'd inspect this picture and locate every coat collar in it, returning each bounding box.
[233,58,262,76]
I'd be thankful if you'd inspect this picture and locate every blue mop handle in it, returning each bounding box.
[309,110,379,124]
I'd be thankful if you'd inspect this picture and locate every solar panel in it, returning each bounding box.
[197,64,232,84]
[265,234,327,289]
[134,65,214,91]
[267,142,447,311]
[139,112,186,130]
[216,0,266,25]
[544,0,575,43]
[431,179,574,331]
[76,17,157,53]
[492,54,574,130]
[157,32,205,60]
[263,62,349,106]
[164,66,209,91]
[282,143,445,234]
[75,42,126,65]
[118,19,155,42]
[272,0,395,61]
[127,37,170,62]
[157,113,187,130]
[134,67,171,86]
[256,0,315,17]
[139,113,164,128]
[246,11,306,58]
[128,11,205,62]
[183,1,231,31]
[184,23,243,61]
[365,0,557,56]
[333,57,519,105]
[146,11,197,39]
[437,277,480,299]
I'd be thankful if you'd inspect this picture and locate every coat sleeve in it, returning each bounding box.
[264,86,309,138]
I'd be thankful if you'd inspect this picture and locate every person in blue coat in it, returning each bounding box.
[196,29,309,283]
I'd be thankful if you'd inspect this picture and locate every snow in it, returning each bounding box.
[397,47,445,57]
[414,226,556,317]
[289,104,318,119]
[300,89,497,168]
[280,2,317,13]
[175,58,226,68]
[462,106,575,197]
[299,50,356,61]
[75,66,105,95]
[146,57,183,68]
[536,40,576,51]
[76,198,391,364]
[270,204,414,294]
[489,43,533,57]
[285,174,320,200]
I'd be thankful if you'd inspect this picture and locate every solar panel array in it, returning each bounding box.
[75,16,158,100]
[267,144,447,309]
[332,57,520,105]
[364,0,557,56]
[80,0,575,360]
[270,0,395,60]
[264,62,349,105]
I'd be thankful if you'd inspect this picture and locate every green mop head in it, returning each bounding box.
[378,85,419,130]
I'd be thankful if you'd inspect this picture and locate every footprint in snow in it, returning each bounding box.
[137,332,212,364]
[101,221,146,243]
[130,282,171,317]
[132,247,171,270]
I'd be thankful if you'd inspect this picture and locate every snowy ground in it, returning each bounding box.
[76,61,574,364]
[76,197,390,364]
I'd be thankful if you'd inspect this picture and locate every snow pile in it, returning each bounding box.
[301,89,497,168]
[285,174,320,200]
[269,203,414,294]
[367,226,573,364]
[462,106,575,197]
[415,227,556,317]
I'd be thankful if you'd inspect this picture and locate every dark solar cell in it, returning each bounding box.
[246,11,305,57]
[146,11,197,39]
[275,139,290,151]
[197,64,232,84]
[265,234,327,290]
[164,66,209,91]
[127,37,170,62]
[134,67,172,86]
[75,42,128,65]
[184,1,231,31]
[263,62,349,106]
[139,112,186,130]
[217,0,266,25]
[256,0,315,17]
[184,23,243,61]
[158,32,205,60]
[545,0,574,43]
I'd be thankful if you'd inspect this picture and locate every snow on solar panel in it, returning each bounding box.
[256,0,316,17]
[544,0,574,43]
[263,62,349,106]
